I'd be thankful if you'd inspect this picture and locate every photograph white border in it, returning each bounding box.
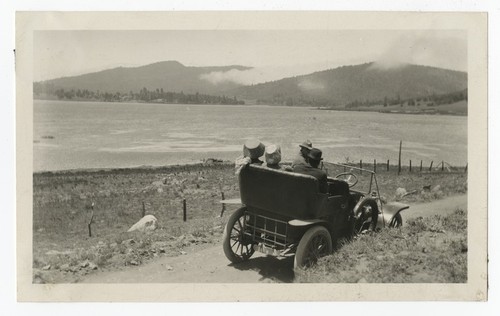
[15,10,487,302]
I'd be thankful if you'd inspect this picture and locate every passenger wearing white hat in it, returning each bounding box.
[235,139,265,175]
[242,139,265,165]
[264,144,282,169]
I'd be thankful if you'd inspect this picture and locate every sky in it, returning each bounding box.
[34,30,467,84]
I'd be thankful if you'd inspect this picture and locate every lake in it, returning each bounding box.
[33,100,467,172]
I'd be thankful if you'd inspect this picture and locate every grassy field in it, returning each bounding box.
[295,208,467,283]
[32,161,467,283]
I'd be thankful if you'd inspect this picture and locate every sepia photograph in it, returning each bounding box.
[15,11,487,301]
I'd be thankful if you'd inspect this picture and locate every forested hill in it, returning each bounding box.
[231,63,467,106]
[34,61,467,108]
[35,61,251,95]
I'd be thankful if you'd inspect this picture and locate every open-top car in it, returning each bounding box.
[222,162,409,269]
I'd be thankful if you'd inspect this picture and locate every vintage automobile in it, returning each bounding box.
[222,163,409,269]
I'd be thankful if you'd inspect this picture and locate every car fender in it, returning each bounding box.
[379,202,410,228]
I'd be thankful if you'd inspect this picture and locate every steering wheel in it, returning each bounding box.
[335,172,358,188]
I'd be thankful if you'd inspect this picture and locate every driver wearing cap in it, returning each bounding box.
[291,139,313,169]
[293,147,328,194]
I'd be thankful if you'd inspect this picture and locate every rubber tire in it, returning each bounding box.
[222,207,255,263]
[294,226,333,270]
[389,213,403,228]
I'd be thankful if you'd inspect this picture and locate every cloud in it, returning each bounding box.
[372,32,467,71]
[199,62,346,86]
[199,69,262,85]
[297,78,324,92]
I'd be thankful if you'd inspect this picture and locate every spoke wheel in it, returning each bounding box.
[294,226,332,270]
[222,207,255,263]
[354,199,379,234]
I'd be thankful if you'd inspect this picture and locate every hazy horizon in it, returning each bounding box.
[34,30,467,84]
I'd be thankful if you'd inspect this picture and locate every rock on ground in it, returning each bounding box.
[127,215,158,233]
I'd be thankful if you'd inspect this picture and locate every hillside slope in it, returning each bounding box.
[232,63,467,106]
[37,61,251,95]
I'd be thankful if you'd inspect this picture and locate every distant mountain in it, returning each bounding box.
[231,62,467,106]
[36,61,252,95]
[35,61,468,107]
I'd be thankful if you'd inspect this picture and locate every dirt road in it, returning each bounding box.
[81,194,467,284]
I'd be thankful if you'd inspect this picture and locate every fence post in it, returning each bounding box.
[429,161,433,172]
[88,202,95,237]
[374,159,376,173]
[360,160,362,174]
[387,159,390,172]
[398,140,402,175]
[464,163,468,173]
[409,160,412,172]
[220,192,226,217]
[183,199,187,222]
[142,201,146,218]
[441,161,445,171]
[420,160,423,172]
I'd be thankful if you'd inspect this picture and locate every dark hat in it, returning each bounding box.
[307,148,323,161]
[299,139,313,150]
[243,139,265,159]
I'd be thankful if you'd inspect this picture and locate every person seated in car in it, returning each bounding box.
[235,139,265,174]
[263,144,292,171]
[291,139,313,169]
[293,147,328,194]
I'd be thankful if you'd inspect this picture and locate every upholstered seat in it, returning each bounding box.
[239,164,347,220]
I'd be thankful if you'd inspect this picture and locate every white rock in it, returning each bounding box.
[127,215,158,233]
[80,260,90,268]
[395,187,407,197]
[431,185,441,192]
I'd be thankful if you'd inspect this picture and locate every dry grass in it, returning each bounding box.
[295,208,467,283]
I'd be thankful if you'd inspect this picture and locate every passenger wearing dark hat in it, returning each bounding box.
[291,139,313,169]
[293,148,328,193]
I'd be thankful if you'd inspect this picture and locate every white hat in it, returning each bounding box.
[243,139,265,159]
[265,144,282,165]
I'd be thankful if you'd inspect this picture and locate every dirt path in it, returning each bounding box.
[80,194,466,284]
[404,194,467,220]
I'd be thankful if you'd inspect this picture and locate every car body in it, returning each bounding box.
[222,163,409,269]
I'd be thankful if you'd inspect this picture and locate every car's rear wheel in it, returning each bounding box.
[294,226,332,270]
[222,207,255,263]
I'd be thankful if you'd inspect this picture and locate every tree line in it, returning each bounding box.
[345,89,468,109]
[33,82,245,105]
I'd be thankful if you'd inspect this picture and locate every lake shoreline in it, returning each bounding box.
[315,107,467,117]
